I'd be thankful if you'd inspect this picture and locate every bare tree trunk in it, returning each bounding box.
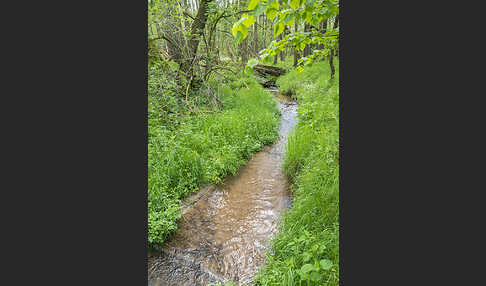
[293,21,299,67]
[262,15,266,48]
[329,17,339,79]
[303,24,311,57]
[240,36,249,66]
[253,17,259,56]
[329,49,335,79]
[318,19,328,50]
[279,29,286,62]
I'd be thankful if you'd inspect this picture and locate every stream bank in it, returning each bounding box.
[148,89,297,286]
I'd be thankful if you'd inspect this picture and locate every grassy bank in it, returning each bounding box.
[148,63,280,249]
[254,60,339,286]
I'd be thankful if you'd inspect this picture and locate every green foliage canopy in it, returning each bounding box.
[233,0,339,68]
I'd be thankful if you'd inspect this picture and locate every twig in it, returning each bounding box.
[185,76,193,104]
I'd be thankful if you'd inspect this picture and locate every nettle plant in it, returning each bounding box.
[285,230,335,284]
[233,0,338,72]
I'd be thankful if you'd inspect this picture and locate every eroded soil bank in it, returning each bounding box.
[148,91,297,286]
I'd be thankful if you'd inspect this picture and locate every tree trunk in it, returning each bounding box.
[329,16,339,79]
[318,19,327,50]
[280,30,286,62]
[329,49,335,79]
[253,17,259,56]
[293,21,299,67]
[262,15,266,48]
[303,24,311,57]
[182,0,214,88]
[240,36,249,66]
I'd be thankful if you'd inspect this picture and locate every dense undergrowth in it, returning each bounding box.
[254,60,339,286]
[148,62,280,249]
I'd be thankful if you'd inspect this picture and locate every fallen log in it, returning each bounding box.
[253,64,286,77]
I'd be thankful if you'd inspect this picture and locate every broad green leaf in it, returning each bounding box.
[289,0,300,10]
[247,58,259,68]
[287,17,295,26]
[240,25,248,38]
[320,259,333,270]
[301,264,315,274]
[284,12,294,23]
[310,271,322,282]
[266,8,277,20]
[248,0,260,10]
[285,258,295,267]
[303,252,312,262]
[296,269,305,279]
[270,0,280,10]
[244,65,254,75]
[305,10,313,23]
[306,0,316,6]
[235,31,243,43]
[254,4,266,17]
[232,17,246,37]
[298,42,306,51]
[262,54,273,65]
[168,61,179,71]
[242,14,256,27]
[274,22,285,37]
[232,24,239,37]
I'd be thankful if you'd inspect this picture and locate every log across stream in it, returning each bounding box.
[148,89,298,286]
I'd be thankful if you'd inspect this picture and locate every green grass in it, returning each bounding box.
[148,65,280,249]
[254,60,339,286]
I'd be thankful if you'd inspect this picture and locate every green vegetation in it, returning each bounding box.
[254,60,339,286]
[148,62,280,249]
[148,0,339,284]
[234,0,339,71]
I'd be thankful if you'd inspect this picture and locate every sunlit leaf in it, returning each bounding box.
[248,0,260,10]
[247,58,259,68]
[235,30,243,43]
[254,4,266,17]
[232,17,246,37]
[289,0,300,10]
[305,10,313,23]
[266,8,277,20]
[306,0,316,7]
[274,22,285,37]
[262,54,273,65]
[287,17,295,26]
[270,0,279,10]
[244,65,254,75]
[232,25,239,37]
[242,14,256,27]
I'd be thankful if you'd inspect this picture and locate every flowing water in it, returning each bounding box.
[148,89,298,286]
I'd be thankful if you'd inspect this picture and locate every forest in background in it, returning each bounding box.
[148,0,339,284]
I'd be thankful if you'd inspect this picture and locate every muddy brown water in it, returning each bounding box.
[148,90,298,286]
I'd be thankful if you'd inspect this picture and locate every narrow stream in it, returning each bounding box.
[148,89,298,286]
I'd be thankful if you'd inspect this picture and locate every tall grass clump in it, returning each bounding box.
[254,60,339,286]
[148,68,280,249]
